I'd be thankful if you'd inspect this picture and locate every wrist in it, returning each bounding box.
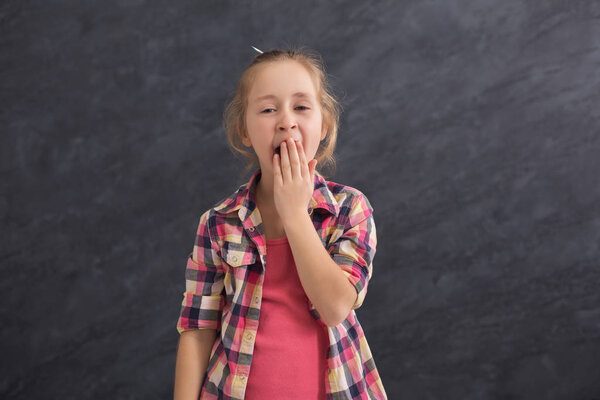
[281,210,313,233]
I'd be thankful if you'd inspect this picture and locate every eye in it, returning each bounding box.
[261,108,275,113]
[296,105,310,111]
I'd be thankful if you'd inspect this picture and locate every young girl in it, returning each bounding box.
[174,48,387,400]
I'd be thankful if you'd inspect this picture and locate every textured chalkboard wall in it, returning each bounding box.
[2,1,599,399]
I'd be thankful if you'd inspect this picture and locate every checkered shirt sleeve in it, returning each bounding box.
[177,209,225,333]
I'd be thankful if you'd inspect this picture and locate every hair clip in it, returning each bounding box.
[251,46,264,54]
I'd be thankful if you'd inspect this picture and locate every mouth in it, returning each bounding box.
[274,146,281,156]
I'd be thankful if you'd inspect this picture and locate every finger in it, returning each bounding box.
[297,140,309,179]
[288,138,301,178]
[280,141,291,183]
[273,153,283,187]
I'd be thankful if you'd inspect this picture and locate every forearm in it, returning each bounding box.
[174,329,217,400]
[283,213,357,326]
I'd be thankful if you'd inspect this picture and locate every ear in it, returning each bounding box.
[320,123,327,141]
[238,123,252,147]
[308,159,318,180]
[240,133,252,147]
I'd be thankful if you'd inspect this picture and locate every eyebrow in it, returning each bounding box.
[253,92,314,102]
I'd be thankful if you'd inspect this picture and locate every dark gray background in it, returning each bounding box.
[2,0,600,399]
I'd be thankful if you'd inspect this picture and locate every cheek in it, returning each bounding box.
[304,140,320,159]
[245,115,259,131]
[246,118,271,142]
[255,118,274,134]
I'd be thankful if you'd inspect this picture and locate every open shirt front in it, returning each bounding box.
[177,169,387,399]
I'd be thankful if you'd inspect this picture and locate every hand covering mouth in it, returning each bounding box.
[274,140,300,155]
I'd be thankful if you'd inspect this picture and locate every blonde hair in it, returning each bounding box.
[223,47,341,179]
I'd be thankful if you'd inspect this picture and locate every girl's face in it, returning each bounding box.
[241,60,327,175]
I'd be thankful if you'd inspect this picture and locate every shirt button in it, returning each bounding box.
[240,375,246,381]
[232,255,238,262]
[244,332,254,341]
[253,296,260,304]
[249,227,255,232]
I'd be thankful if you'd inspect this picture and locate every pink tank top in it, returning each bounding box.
[243,237,329,400]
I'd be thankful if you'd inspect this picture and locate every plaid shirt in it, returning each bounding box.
[177,169,387,399]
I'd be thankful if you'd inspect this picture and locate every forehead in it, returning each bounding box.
[248,60,318,101]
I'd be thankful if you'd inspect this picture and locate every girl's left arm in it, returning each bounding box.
[283,213,358,327]
[273,138,374,327]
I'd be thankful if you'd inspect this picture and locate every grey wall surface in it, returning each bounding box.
[2,1,600,399]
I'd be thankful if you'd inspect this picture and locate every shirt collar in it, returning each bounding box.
[213,169,340,222]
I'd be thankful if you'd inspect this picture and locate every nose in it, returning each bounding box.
[277,109,297,132]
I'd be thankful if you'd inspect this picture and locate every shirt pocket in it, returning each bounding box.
[219,241,260,317]
[220,240,258,268]
[219,240,259,300]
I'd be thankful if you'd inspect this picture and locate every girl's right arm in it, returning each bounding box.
[175,209,225,398]
[174,329,217,400]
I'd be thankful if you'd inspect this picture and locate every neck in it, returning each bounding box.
[255,170,275,207]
